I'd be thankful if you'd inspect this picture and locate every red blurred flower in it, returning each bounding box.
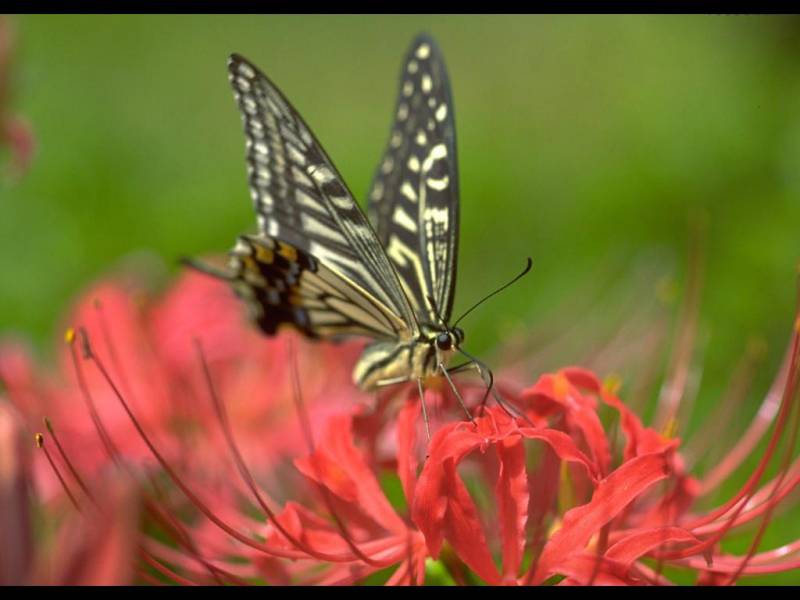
[0,17,34,180]
[0,270,365,500]
[0,403,140,585]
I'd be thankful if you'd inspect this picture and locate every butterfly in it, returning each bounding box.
[186,34,531,422]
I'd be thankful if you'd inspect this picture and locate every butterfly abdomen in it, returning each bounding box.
[353,337,442,390]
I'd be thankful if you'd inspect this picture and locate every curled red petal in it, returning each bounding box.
[518,426,600,482]
[294,415,406,534]
[495,436,528,579]
[601,389,675,461]
[606,526,702,571]
[412,417,498,557]
[561,367,603,393]
[532,446,677,583]
[442,461,502,584]
[396,394,421,504]
[522,373,611,476]
[295,451,358,502]
[554,553,637,585]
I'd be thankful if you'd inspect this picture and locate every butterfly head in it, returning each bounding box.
[435,326,464,352]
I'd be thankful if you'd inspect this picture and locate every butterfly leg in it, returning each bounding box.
[466,359,533,425]
[438,362,475,424]
[446,360,477,375]
[373,375,432,442]
[417,378,432,442]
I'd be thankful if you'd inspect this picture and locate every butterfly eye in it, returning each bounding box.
[436,332,452,351]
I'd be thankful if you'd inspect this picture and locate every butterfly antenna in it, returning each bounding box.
[452,257,533,328]
[179,256,237,282]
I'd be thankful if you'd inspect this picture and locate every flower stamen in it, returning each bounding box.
[35,432,81,513]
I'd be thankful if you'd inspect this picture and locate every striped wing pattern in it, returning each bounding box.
[367,35,460,323]
[228,53,419,340]
[227,235,409,340]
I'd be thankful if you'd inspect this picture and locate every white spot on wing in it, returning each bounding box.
[242,97,257,114]
[286,144,306,166]
[291,165,313,187]
[426,175,450,191]
[329,195,354,210]
[310,165,335,184]
[236,62,255,78]
[397,103,409,121]
[421,74,432,93]
[370,180,384,200]
[393,206,418,232]
[422,143,448,172]
[416,44,431,60]
[259,191,274,207]
[400,182,418,202]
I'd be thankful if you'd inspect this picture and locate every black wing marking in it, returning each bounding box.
[366,34,459,323]
[228,235,408,340]
[228,53,419,338]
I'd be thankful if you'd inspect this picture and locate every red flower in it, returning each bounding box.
[2,268,798,585]
[0,270,365,500]
[0,403,140,585]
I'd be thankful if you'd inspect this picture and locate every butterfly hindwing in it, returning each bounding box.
[229,235,409,340]
[367,34,460,323]
[228,53,419,339]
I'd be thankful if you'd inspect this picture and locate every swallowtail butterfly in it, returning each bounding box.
[188,34,530,418]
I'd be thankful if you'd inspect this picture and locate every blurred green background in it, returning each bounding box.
[2,15,800,583]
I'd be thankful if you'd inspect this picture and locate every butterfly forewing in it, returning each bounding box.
[367,35,460,324]
[228,53,419,340]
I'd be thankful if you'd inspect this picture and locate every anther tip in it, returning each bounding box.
[64,328,75,344]
[34,433,44,448]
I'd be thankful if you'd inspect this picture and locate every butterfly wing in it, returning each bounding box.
[227,53,419,340]
[224,235,411,340]
[367,34,460,323]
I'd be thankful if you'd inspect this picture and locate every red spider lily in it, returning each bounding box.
[0,270,366,501]
[1,267,798,585]
[0,403,140,585]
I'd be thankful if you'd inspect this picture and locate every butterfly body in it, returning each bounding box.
[353,323,464,391]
